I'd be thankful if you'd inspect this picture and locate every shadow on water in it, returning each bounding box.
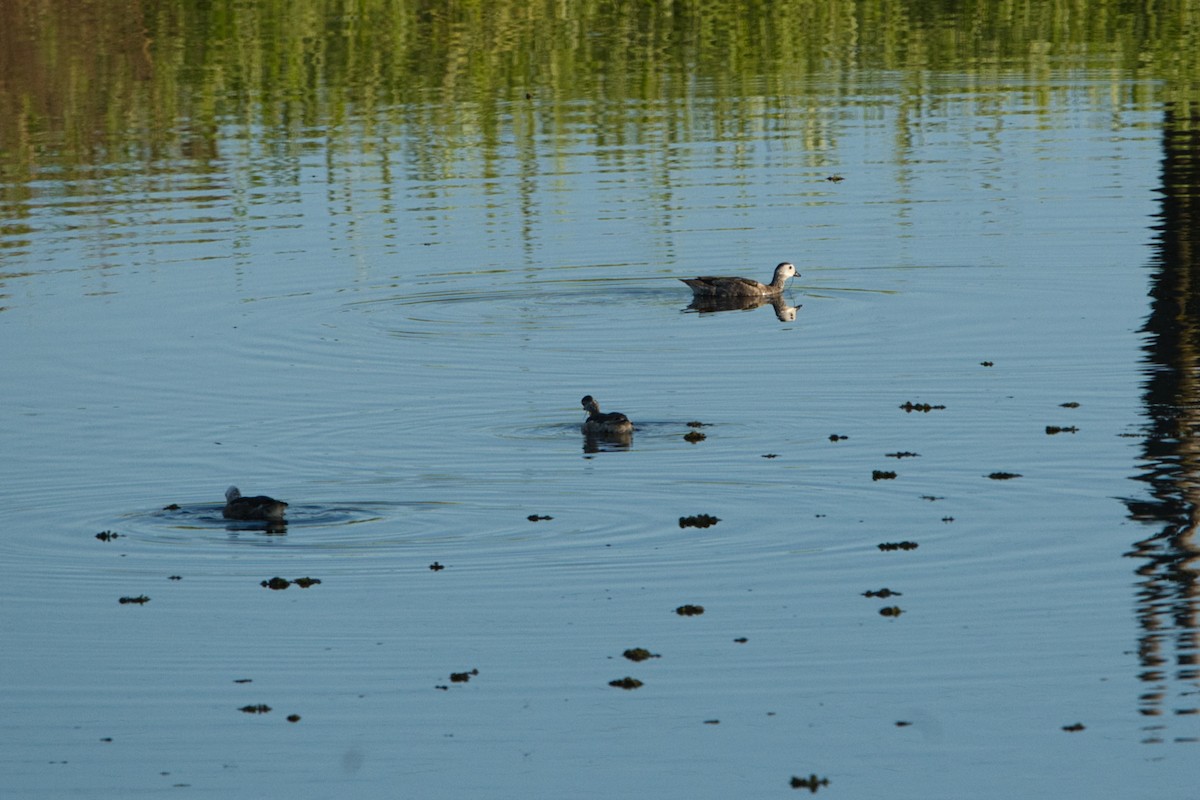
[582,430,633,454]
[1126,101,1200,742]
[683,294,802,322]
[132,502,395,543]
[494,420,722,452]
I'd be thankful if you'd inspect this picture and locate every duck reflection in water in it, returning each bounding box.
[580,395,633,452]
[686,294,800,322]
[223,485,288,531]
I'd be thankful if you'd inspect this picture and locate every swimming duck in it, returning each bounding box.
[223,486,288,523]
[680,262,798,297]
[581,395,634,436]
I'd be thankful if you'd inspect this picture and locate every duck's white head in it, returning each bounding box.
[225,486,242,503]
[774,262,798,280]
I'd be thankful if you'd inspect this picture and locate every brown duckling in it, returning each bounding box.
[581,395,633,436]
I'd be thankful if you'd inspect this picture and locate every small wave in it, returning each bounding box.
[150,502,388,529]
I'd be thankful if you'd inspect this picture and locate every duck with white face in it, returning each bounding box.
[222,486,288,523]
[680,262,799,298]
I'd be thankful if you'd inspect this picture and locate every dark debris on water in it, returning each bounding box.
[900,401,946,412]
[790,774,830,792]
[261,576,322,590]
[679,514,720,529]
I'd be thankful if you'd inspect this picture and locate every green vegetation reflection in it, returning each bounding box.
[1,0,1194,182]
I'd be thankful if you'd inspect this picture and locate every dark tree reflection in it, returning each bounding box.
[1127,102,1200,743]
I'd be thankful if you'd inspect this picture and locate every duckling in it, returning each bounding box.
[680,262,798,297]
[223,486,288,523]
[581,395,633,436]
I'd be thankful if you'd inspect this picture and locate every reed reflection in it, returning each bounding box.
[4,0,1185,196]
[1127,103,1200,741]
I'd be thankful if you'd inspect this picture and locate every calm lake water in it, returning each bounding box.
[2,2,1198,797]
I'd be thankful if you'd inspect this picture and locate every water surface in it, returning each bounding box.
[2,2,1197,797]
